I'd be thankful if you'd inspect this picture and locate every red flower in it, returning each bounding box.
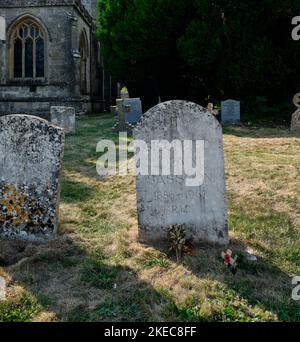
[224,254,231,265]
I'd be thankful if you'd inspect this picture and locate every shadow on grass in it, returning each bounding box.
[1,232,210,322]
[0,236,171,322]
[1,231,299,322]
[139,233,300,322]
[2,114,299,322]
[60,177,97,204]
[182,239,300,322]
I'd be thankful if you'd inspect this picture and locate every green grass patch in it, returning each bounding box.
[0,291,41,322]
[3,116,300,322]
[81,259,120,289]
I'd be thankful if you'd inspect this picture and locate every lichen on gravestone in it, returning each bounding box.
[0,115,65,241]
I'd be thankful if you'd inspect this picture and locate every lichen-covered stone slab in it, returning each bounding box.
[0,115,64,241]
[50,106,76,134]
[133,100,228,245]
[291,109,300,132]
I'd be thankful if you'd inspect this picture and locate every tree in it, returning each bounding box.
[97,0,300,114]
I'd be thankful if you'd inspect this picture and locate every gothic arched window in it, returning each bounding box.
[79,31,89,94]
[11,19,45,79]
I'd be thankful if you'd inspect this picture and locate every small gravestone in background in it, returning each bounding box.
[0,115,64,241]
[51,106,76,134]
[221,99,240,125]
[116,99,129,131]
[291,93,300,132]
[123,98,143,124]
[0,16,5,41]
[111,99,140,132]
[133,100,228,245]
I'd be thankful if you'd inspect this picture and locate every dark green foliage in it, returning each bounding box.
[97,0,300,119]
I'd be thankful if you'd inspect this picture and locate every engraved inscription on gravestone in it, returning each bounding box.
[0,115,65,241]
[133,100,228,245]
[221,99,240,124]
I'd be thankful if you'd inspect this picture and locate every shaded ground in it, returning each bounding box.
[0,115,300,322]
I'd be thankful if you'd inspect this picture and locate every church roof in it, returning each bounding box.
[0,0,94,25]
[0,0,74,6]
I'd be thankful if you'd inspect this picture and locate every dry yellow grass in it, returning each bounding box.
[0,117,299,322]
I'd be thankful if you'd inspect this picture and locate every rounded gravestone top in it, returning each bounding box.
[135,100,221,136]
[133,100,228,246]
[293,93,300,108]
[0,114,65,242]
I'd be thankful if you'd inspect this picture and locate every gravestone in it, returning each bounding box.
[133,100,228,245]
[291,93,300,132]
[221,99,240,124]
[50,106,76,134]
[116,99,127,131]
[0,115,64,241]
[0,276,6,300]
[0,16,5,41]
[123,98,143,124]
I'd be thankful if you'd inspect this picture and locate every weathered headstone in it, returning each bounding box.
[123,98,143,124]
[221,99,240,124]
[116,99,127,131]
[133,100,228,245]
[50,106,76,134]
[0,115,64,241]
[0,276,6,300]
[291,93,300,132]
[0,16,5,41]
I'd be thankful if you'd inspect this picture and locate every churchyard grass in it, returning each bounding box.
[0,114,300,322]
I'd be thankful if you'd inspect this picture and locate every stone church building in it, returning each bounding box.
[0,0,116,116]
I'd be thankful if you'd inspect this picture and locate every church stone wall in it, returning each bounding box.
[0,0,103,116]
